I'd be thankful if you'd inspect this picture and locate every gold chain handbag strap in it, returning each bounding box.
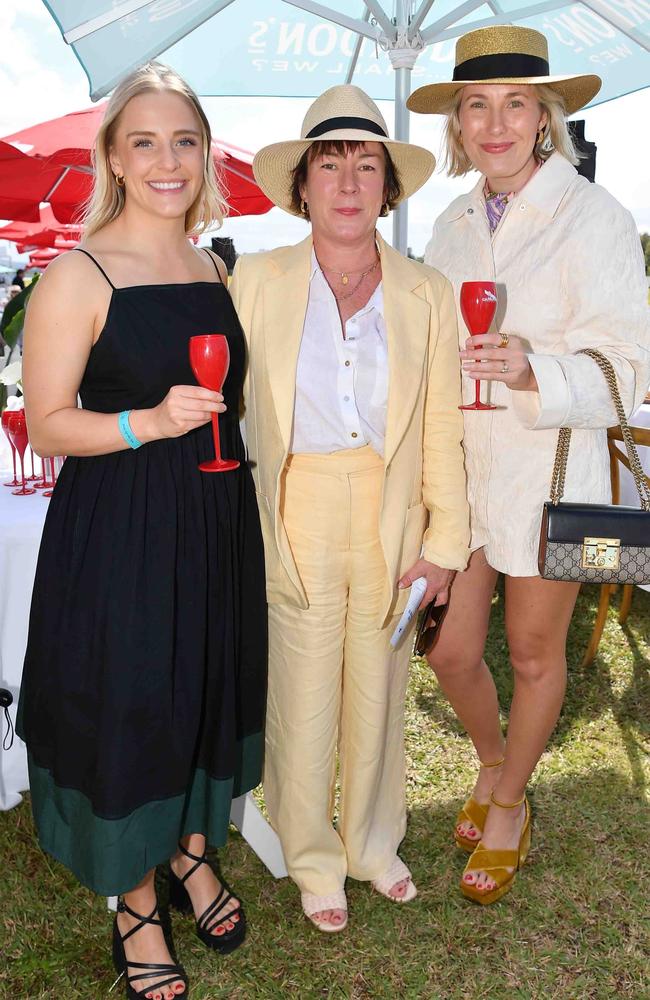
[549,349,650,511]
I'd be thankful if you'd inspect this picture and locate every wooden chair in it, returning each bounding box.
[582,424,650,666]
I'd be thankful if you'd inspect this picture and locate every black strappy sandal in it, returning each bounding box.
[112,899,188,1000]
[168,843,246,954]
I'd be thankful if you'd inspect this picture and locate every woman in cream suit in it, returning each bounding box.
[230,85,469,932]
[408,25,650,905]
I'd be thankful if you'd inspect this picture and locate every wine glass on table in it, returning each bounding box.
[6,410,36,495]
[42,458,57,498]
[189,334,239,473]
[1,410,20,487]
[459,281,498,412]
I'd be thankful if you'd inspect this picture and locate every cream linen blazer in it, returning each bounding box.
[230,233,470,628]
[426,152,650,576]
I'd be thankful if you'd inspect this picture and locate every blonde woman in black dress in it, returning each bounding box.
[18,63,266,1000]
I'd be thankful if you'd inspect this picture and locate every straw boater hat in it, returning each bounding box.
[407,26,601,116]
[253,84,436,217]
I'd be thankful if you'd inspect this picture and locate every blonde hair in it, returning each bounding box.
[83,62,227,236]
[440,83,579,177]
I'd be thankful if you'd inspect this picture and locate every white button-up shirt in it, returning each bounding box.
[290,251,388,456]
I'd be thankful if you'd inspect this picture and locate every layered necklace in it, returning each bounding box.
[318,245,381,301]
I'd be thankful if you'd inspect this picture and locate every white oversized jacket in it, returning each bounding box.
[425,152,650,576]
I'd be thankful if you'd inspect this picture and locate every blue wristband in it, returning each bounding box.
[118,409,142,450]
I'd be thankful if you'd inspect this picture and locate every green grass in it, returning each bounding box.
[1,582,649,999]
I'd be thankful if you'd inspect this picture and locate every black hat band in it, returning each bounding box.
[305,116,388,139]
[453,52,550,82]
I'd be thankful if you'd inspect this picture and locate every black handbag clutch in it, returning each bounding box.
[538,349,650,584]
[414,600,449,656]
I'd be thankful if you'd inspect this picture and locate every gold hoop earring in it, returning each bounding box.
[300,199,308,217]
[459,133,463,145]
[115,174,125,188]
[380,202,390,218]
[536,127,545,146]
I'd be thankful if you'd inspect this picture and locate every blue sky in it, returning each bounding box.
[1,0,648,259]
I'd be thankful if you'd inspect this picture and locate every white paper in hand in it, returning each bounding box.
[390,576,427,649]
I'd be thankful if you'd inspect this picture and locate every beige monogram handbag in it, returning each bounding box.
[538,349,650,584]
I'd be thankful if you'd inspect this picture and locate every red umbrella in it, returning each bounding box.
[28,247,66,269]
[0,205,82,250]
[0,105,271,223]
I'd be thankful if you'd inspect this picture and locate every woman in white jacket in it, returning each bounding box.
[408,24,650,905]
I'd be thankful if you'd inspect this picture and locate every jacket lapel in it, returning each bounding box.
[380,235,432,467]
[263,235,313,455]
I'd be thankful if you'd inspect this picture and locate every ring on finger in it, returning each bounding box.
[498,332,509,348]
[501,361,509,373]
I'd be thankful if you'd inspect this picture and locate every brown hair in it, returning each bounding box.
[290,140,402,219]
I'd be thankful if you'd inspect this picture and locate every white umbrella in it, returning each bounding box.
[42,1,650,251]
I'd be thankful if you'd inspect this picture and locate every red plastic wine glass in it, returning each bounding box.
[6,410,36,495]
[1,409,20,487]
[189,334,239,473]
[43,458,57,498]
[459,281,498,411]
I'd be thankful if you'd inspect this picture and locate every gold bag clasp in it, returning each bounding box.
[581,537,620,570]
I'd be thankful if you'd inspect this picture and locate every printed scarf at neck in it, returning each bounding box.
[484,181,513,233]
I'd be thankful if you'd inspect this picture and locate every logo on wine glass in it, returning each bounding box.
[459,281,498,412]
[189,334,240,473]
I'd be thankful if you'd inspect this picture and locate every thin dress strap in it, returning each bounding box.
[202,248,223,284]
[74,248,116,289]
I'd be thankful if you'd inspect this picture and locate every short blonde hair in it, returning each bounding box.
[83,62,227,236]
[440,83,579,177]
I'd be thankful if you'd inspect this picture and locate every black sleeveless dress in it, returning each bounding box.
[17,251,267,896]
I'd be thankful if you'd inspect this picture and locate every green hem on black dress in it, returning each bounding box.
[27,731,263,896]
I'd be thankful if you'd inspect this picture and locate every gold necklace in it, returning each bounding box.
[320,255,379,287]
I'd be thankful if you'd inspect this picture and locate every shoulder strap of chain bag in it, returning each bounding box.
[549,348,650,511]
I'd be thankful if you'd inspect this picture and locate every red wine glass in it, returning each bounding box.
[43,458,57,498]
[189,334,239,473]
[1,410,20,487]
[6,410,36,495]
[459,281,498,411]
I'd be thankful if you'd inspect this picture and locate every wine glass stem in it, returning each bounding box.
[474,379,482,407]
[19,452,25,491]
[11,446,16,480]
[210,412,223,462]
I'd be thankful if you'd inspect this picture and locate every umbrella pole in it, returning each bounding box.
[392,64,411,256]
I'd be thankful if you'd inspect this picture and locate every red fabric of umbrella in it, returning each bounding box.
[1,105,271,223]
[29,247,66,268]
[0,205,82,250]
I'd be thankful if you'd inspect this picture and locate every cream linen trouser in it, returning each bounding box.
[263,445,412,898]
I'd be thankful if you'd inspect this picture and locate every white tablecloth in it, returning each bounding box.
[0,485,49,808]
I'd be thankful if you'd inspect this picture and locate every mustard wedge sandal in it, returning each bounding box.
[454,758,504,853]
[460,792,531,905]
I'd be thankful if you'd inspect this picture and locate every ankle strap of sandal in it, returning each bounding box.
[116,899,161,942]
[176,840,208,884]
[479,757,505,769]
[490,791,526,809]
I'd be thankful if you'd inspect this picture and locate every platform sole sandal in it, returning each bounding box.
[112,899,188,1000]
[168,843,246,954]
[455,757,505,852]
[460,794,532,905]
[301,889,348,933]
[371,857,417,903]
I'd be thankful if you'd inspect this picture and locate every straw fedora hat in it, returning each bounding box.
[253,84,435,216]
[407,26,601,116]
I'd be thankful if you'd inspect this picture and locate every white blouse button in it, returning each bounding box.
[467,208,474,215]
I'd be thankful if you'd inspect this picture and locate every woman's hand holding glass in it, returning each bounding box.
[135,384,226,441]
[398,558,455,608]
[460,333,539,392]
